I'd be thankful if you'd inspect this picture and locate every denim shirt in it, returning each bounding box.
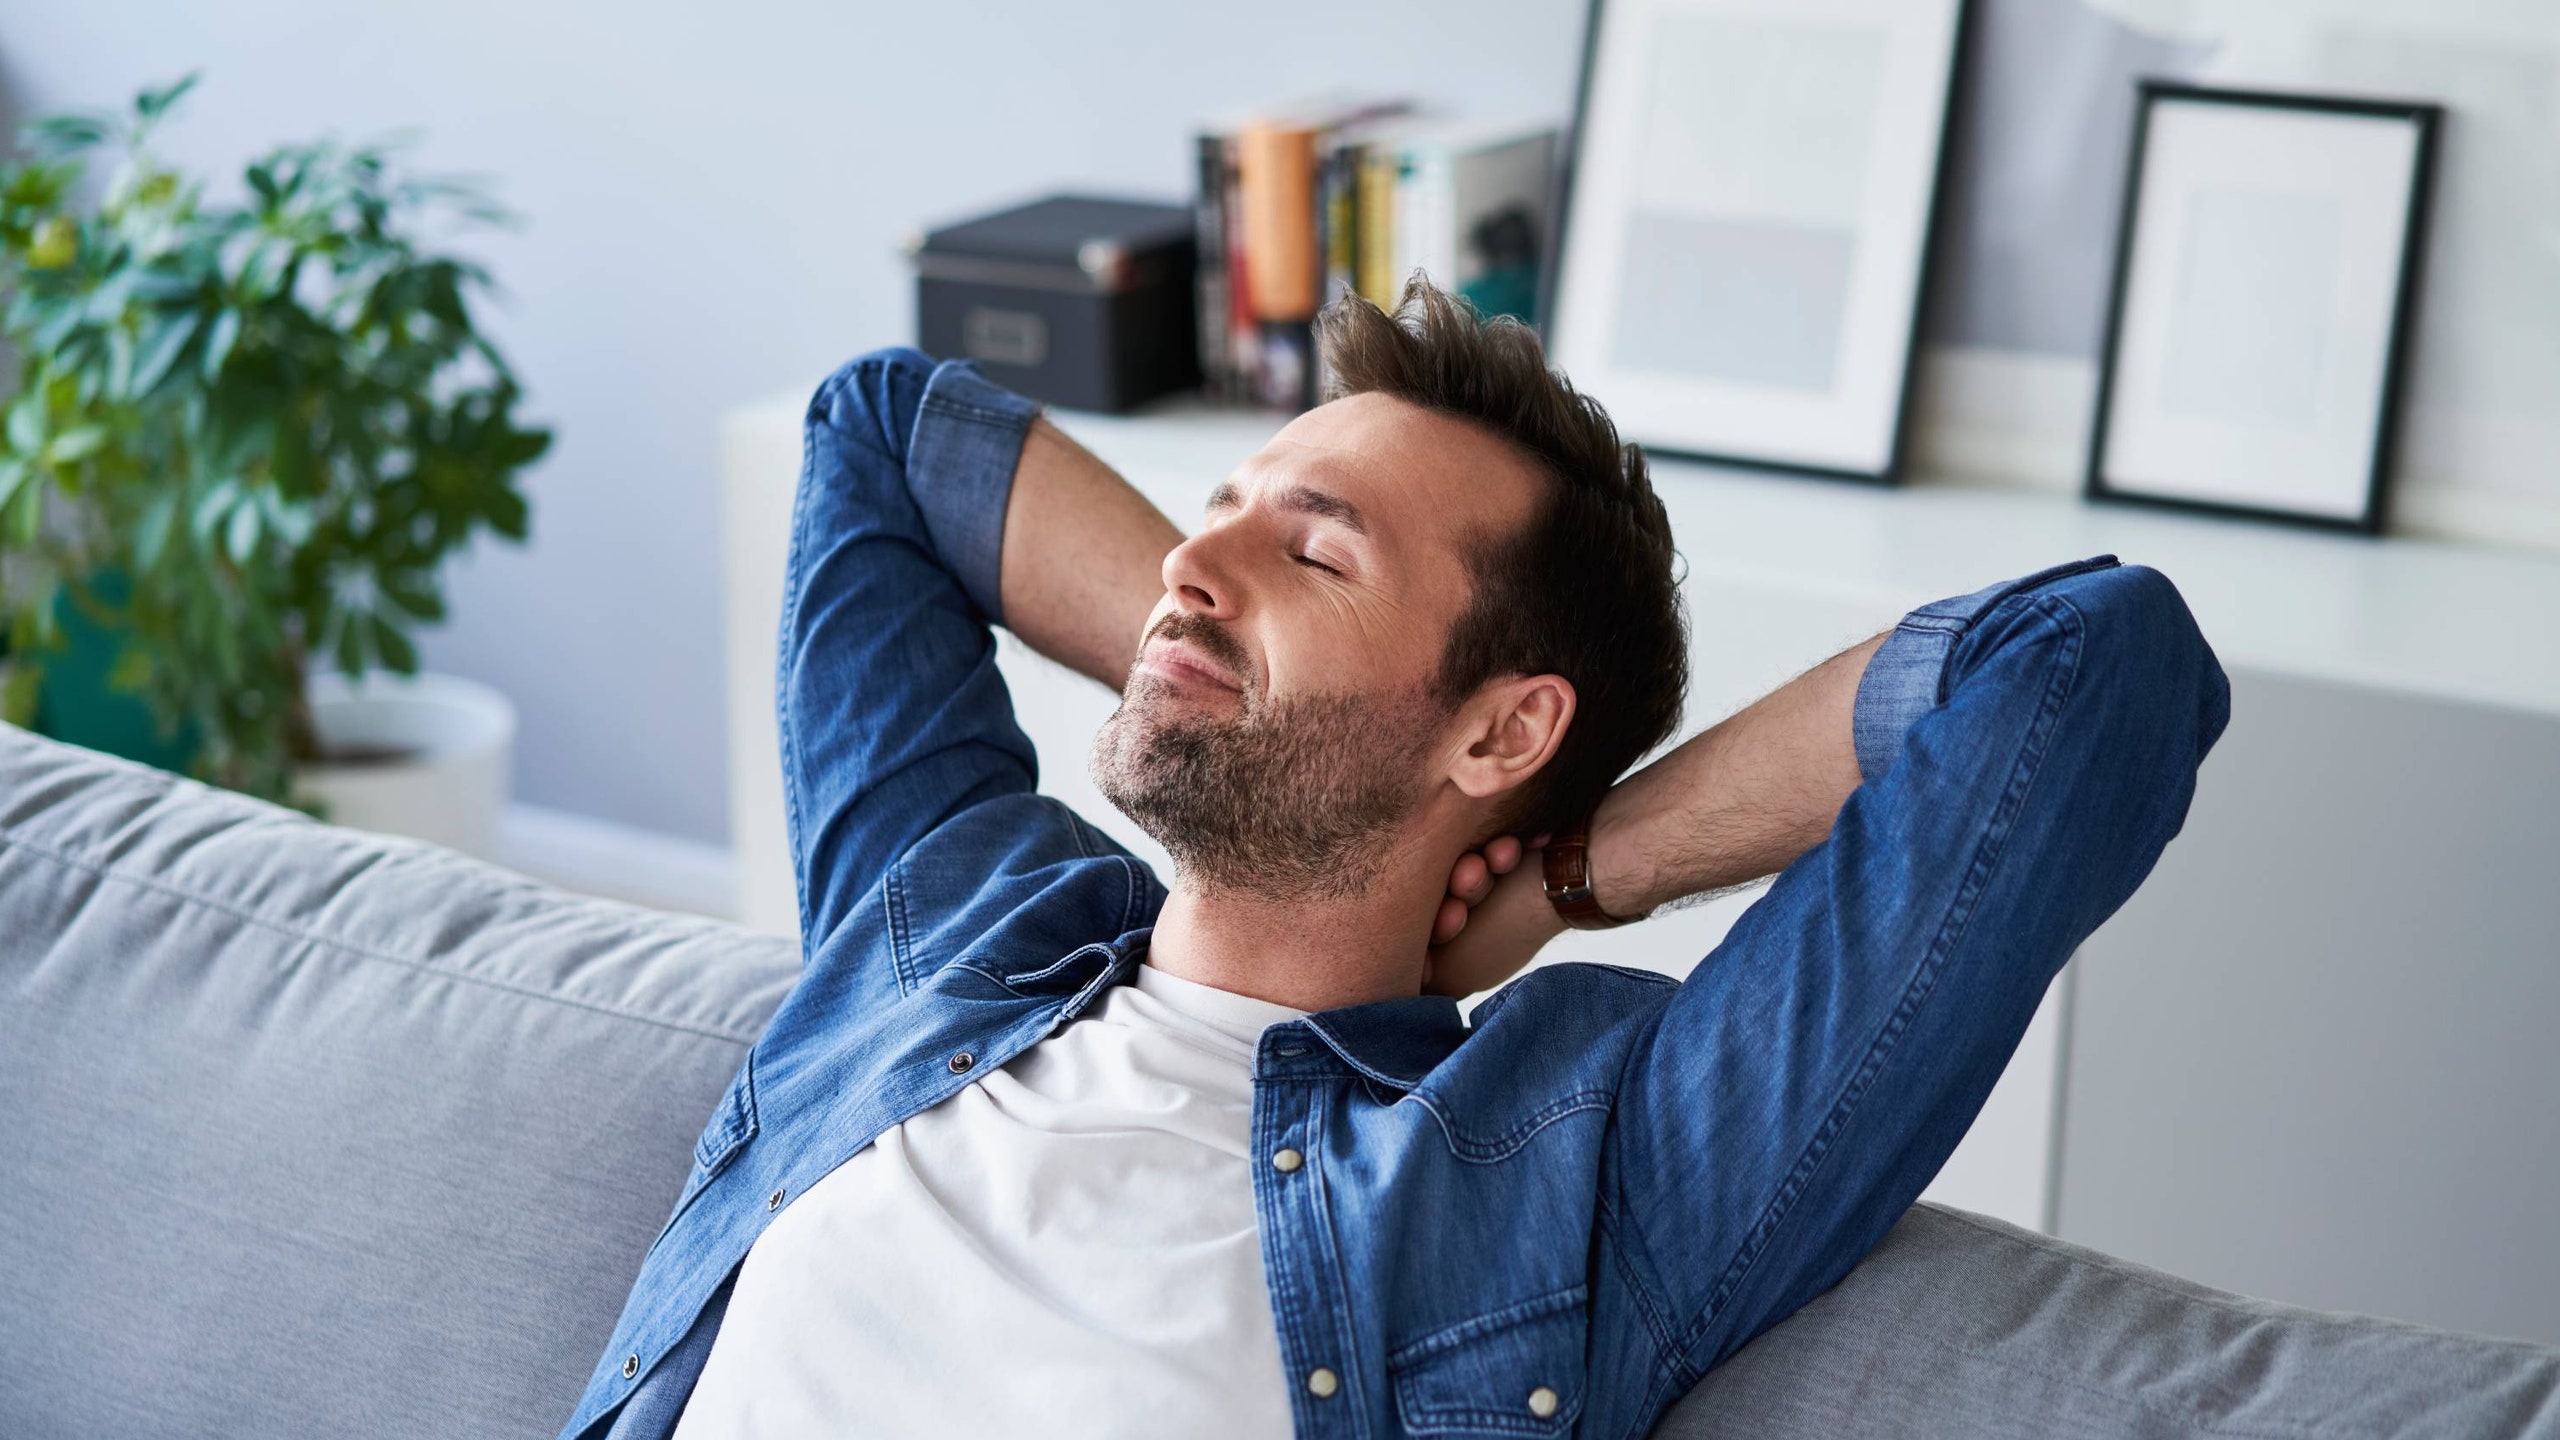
[564,351,2230,1440]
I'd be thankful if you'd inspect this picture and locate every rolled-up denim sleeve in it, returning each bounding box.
[1613,555,2231,1387]
[777,348,1042,960]
[1852,555,2128,783]
[902,361,1041,624]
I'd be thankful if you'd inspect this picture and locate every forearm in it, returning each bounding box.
[1587,634,1883,917]
[996,417,1184,689]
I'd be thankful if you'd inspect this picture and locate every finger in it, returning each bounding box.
[1530,833,1552,848]
[1433,895,1468,944]
[1449,853,1492,905]
[1485,835,1523,874]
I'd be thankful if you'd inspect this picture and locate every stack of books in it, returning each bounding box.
[1195,99,1560,410]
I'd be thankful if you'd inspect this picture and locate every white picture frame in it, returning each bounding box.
[1544,0,1971,484]
[2087,84,2440,534]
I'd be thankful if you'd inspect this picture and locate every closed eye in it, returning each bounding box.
[1294,553,1342,576]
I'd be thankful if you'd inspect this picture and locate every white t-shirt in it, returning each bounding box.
[671,962,1305,1439]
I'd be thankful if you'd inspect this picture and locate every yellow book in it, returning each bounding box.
[1357,148,1399,306]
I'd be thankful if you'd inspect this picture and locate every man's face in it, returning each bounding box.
[1090,392,1544,898]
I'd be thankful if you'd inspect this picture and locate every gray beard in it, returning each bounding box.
[1090,673,1448,901]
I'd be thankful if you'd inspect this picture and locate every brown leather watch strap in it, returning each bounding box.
[1542,817,1637,930]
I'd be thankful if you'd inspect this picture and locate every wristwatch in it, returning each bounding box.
[1541,817,1641,930]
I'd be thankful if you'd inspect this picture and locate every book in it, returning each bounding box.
[1376,118,1559,327]
[1193,133,1236,401]
[1239,120,1320,408]
[1356,144,1402,308]
[1193,95,1410,410]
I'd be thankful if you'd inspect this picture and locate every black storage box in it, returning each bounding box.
[911,194,1201,413]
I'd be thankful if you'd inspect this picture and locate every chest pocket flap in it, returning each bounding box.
[1390,1289,1586,1437]
[690,1047,759,1185]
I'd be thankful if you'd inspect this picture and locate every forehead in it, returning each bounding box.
[1219,392,1545,558]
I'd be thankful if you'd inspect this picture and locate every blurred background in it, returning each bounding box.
[10,0,2552,851]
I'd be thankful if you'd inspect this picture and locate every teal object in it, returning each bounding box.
[25,572,199,773]
[1460,265,1539,327]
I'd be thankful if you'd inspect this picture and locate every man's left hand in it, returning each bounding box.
[1423,835,1566,997]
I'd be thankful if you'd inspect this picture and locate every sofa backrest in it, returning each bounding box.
[6,724,2555,1440]
[0,725,796,1438]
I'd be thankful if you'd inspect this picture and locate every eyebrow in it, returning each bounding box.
[1204,480,1369,536]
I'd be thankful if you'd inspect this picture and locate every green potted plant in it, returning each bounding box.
[0,75,549,855]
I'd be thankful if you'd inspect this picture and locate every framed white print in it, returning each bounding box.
[2088,84,2440,534]
[1544,0,1970,484]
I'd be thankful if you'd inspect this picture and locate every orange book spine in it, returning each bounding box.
[1238,122,1320,320]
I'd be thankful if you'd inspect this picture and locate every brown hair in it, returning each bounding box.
[1315,277,1688,838]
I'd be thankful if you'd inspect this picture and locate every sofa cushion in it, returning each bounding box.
[0,725,796,1439]
[1655,1201,2560,1438]
[6,724,2556,1440]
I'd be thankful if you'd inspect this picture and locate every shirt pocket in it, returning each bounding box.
[687,1046,760,1193]
[1389,1290,1587,1438]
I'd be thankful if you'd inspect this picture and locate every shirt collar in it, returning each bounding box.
[1301,995,1469,1091]
[1103,927,1470,1091]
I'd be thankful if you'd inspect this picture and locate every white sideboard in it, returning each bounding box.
[722,394,2560,1323]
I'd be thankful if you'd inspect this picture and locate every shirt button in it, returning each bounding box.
[621,1353,639,1379]
[1271,1147,1304,1173]
[1306,1366,1339,1398]
[767,1187,786,1211]
[948,1051,975,1074]
[1528,1385,1559,1418]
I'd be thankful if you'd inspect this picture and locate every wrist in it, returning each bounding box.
[1544,810,1653,929]
[1582,796,1656,920]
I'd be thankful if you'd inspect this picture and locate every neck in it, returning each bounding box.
[1145,841,1452,1012]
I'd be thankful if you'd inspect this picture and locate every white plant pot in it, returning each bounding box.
[299,671,516,861]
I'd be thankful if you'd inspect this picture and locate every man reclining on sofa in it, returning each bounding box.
[565,280,2230,1440]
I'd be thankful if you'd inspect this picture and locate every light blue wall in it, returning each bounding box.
[0,0,1586,840]
[10,1,2555,838]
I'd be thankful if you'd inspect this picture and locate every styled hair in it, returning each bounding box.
[1314,277,1688,837]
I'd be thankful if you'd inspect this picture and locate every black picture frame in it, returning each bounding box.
[1542,0,1976,486]
[2085,82,2441,535]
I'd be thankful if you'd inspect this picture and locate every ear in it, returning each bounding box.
[1446,674,1575,804]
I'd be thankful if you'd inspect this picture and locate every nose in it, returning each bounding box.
[1161,530,1237,620]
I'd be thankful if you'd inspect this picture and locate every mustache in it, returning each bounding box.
[1143,612,1253,686]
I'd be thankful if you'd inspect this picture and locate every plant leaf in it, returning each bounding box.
[223,497,263,562]
[0,663,42,728]
[30,114,110,155]
[485,486,529,540]
[46,425,108,464]
[3,480,42,545]
[135,73,201,122]
[130,311,199,396]
[370,613,419,673]
[379,571,446,622]
[333,617,366,678]
[133,493,179,570]
[192,481,239,541]
[200,309,241,379]
[5,394,47,455]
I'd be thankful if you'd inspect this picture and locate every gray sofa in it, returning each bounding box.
[4,721,2555,1439]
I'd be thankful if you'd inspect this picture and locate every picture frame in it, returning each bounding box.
[2086,83,2441,534]
[1543,0,1973,484]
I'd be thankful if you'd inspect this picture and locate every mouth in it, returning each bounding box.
[1138,639,1244,695]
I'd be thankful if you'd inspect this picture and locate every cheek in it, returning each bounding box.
[1266,591,1443,698]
